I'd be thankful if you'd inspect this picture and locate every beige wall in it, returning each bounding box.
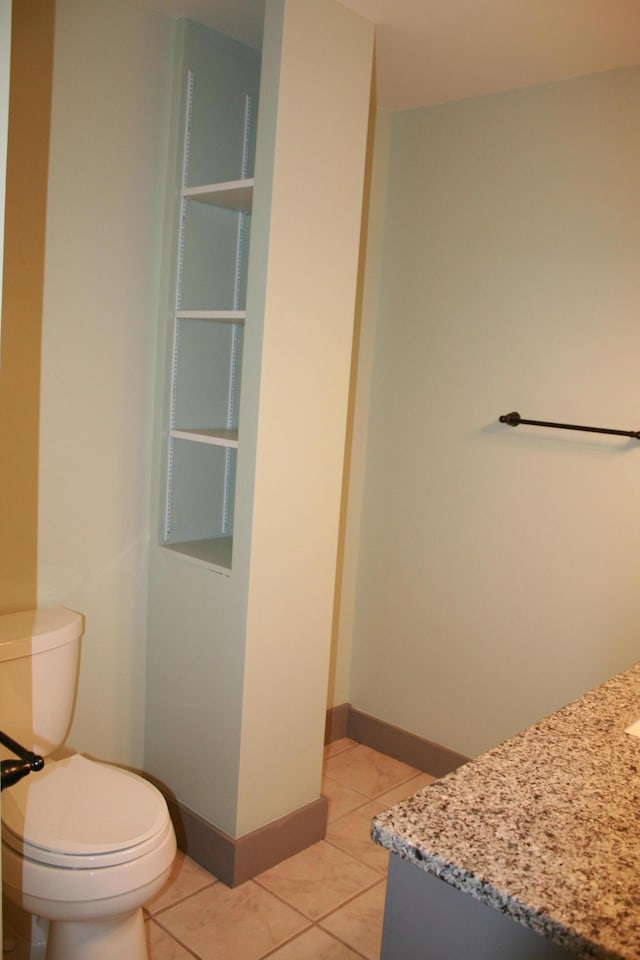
[38,0,174,767]
[349,67,640,757]
[328,107,391,709]
[0,0,55,615]
[235,0,374,835]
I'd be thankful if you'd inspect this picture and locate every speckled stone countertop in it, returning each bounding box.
[371,662,640,960]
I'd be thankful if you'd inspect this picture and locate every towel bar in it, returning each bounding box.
[499,411,640,439]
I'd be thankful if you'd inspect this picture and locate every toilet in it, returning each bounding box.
[0,605,176,960]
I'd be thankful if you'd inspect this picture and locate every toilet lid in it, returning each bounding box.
[2,754,170,868]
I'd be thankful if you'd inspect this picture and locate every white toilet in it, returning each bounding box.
[0,605,177,960]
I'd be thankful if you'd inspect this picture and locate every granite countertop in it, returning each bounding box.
[371,662,640,960]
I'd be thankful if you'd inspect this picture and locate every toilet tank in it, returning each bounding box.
[0,606,83,757]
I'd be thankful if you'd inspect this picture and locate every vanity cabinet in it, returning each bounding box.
[381,856,571,960]
[161,23,260,573]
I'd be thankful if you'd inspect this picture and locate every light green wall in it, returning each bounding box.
[38,0,174,767]
[32,0,640,801]
[349,67,640,757]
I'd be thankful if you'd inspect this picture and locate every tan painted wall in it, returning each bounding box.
[0,0,55,615]
[0,0,13,943]
[0,1,10,313]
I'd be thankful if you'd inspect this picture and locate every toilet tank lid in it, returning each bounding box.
[0,606,84,662]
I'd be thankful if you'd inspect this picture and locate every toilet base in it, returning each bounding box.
[45,908,146,960]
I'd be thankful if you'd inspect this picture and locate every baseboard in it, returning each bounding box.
[164,705,467,887]
[327,702,470,779]
[232,795,328,886]
[325,701,350,742]
[166,794,328,888]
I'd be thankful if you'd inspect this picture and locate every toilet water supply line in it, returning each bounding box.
[0,729,44,791]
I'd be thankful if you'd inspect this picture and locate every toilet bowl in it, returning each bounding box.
[2,754,176,959]
[0,606,177,959]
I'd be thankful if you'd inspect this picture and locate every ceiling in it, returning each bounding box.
[145,0,640,110]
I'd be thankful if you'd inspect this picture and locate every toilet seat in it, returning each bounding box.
[1,754,171,868]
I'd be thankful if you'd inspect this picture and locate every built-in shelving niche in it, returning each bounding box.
[161,27,259,575]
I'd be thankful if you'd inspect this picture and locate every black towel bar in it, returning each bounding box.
[499,412,640,440]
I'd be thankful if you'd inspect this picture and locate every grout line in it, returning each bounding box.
[316,927,375,960]
[321,771,372,796]
[323,738,360,759]
[369,773,426,800]
[147,879,217,918]
[316,877,387,958]
[253,877,385,960]
[261,924,373,960]
[322,769,424,802]
[326,805,371,825]
[322,836,389,877]
[148,917,203,959]
[255,864,384,925]
[250,876,315,921]
[252,850,384,924]
[314,875,385,923]
[256,920,314,960]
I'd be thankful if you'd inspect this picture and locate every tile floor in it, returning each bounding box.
[144,739,437,960]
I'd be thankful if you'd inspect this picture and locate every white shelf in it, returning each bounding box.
[164,85,255,567]
[182,178,254,212]
[163,536,232,572]
[176,310,246,323]
[170,428,238,448]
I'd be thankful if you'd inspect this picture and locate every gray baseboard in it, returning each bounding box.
[327,702,470,778]
[325,701,350,742]
[164,704,467,887]
[167,794,328,888]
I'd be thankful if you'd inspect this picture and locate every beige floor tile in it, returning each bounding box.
[322,774,369,822]
[325,801,390,874]
[320,880,387,960]
[255,840,381,921]
[324,744,418,799]
[156,880,309,960]
[374,772,437,808]
[146,919,195,959]
[323,738,358,760]
[265,926,364,959]
[145,851,216,915]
